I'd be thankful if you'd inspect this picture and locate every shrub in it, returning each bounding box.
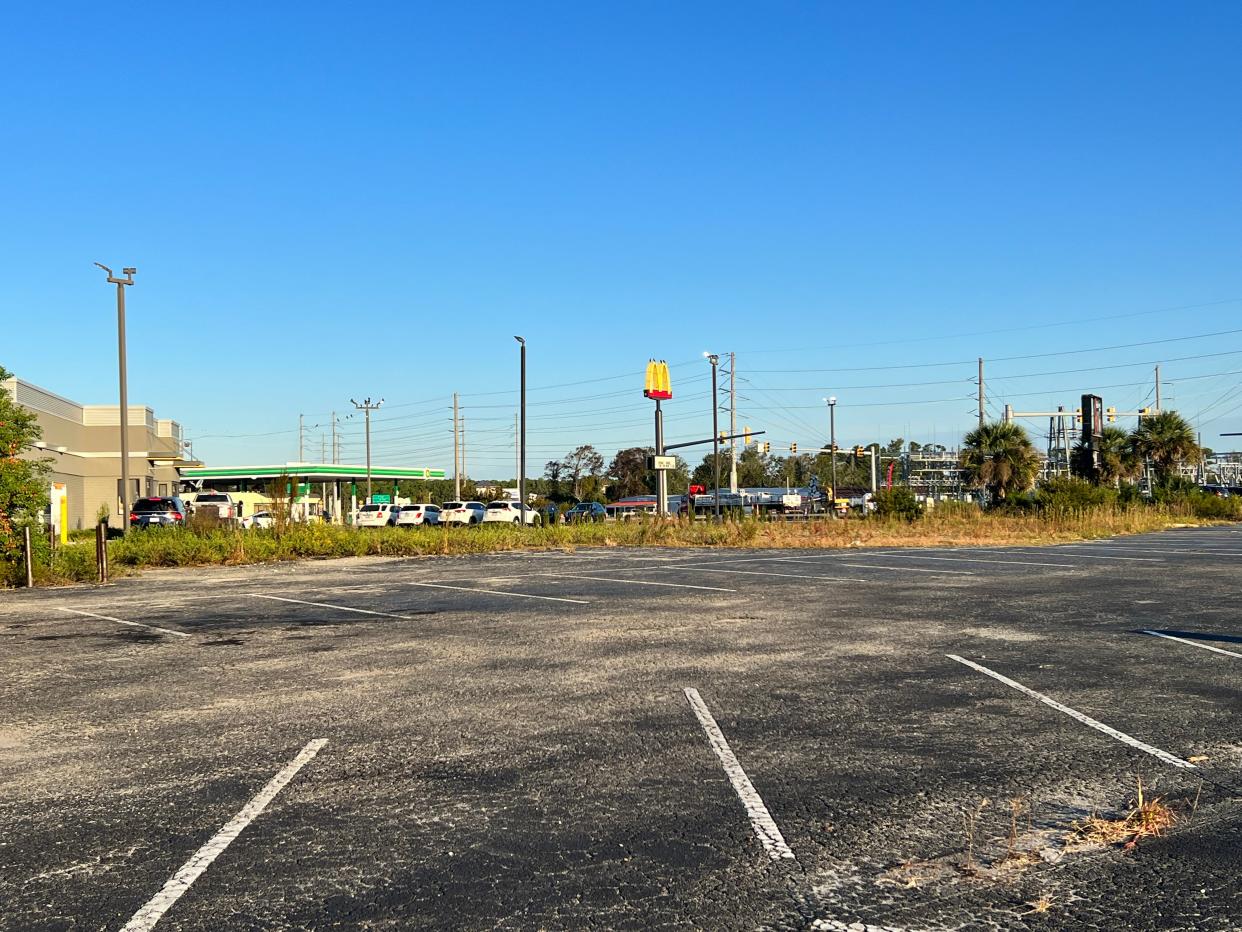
[1034,476,1119,513]
[872,486,922,521]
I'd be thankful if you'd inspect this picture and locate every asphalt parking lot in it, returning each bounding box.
[1,527,1240,931]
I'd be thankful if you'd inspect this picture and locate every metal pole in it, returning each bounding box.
[298,414,304,462]
[870,449,877,493]
[453,392,461,499]
[1155,364,1162,412]
[977,357,985,427]
[655,399,667,516]
[331,411,338,464]
[829,399,838,514]
[518,337,527,508]
[515,412,520,490]
[364,406,372,500]
[729,352,738,494]
[709,354,721,518]
[96,264,135,535]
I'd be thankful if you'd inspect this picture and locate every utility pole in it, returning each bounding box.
[298,413,304,462]
[706,353,721,518]
[977,357,985,427]
[331,411,338,464]
[729,352,738,494]
[1155,364,1162,412]
[515,336,527,507]
[453,392,461,499]
[94,263,136,534]
[350,397,383,501]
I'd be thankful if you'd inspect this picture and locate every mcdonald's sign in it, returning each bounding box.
[643,359,673,400]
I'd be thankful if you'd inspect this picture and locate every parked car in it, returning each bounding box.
[441,501,486,526]
[190,491,238,523]
[564,501,607,523]
[129,496,190,529]
[244,510,274,529]
[482,500,541,526]
[395,504,442,527]
[355,503,401,527]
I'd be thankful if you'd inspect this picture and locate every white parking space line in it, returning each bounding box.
[405,581,590,604]
[773,557,975,576]
[251,594,419,619]
[865,552,1076,568]
[1009,549,1163,562]
[1070,544,1242,557]
[538,573,736,592]
[1141,630,1242,659]
[683,688,794,861]
[646,564,879,583]
[121,738,327,932]
[57,608,190,639]
[947,655,1196,770]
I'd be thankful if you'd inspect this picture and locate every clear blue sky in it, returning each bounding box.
[6,1,1241,475]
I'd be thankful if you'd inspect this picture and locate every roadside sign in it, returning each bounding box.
[648,455,677,470]
[371,494,391,504]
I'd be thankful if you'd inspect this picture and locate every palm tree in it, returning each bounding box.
[961,421,1042,504]
[1070,426,1141,486]
[1131,410,1201,485]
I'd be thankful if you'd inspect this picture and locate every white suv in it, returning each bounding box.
[355,503,400,527]
[395,504,441,527]
[482,500,541,526]
[441,501,486,525]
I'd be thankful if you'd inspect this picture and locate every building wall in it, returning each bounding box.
[4,377,188,530]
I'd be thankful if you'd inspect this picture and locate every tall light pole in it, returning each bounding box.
[95,263,136,534]
[515,336,526,509]
[706,353,721,518]
[350,397,383,501]
[825,396,838,516]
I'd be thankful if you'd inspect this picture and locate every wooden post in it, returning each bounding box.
[23,526,34,587]
[96,521,109,584]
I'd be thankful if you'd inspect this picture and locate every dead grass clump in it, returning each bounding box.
[1067,778,1177,851]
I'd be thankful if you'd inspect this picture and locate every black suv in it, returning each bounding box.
[565,501,607,523]
[130,496,190,529]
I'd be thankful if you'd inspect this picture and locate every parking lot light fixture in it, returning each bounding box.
[825,396,838,514]
[95,262,136,535]
[351,397,384,501]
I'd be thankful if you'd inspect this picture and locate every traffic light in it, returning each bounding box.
[719,431,727,443]
[853,445,866,457]
[1139,407,1150,416]
[1106,406,1116,423]
[830,443,839,453]
[1074,408,1082,424]
[790,442,798,453]
[743,426,752,446]
[758,441,770,454]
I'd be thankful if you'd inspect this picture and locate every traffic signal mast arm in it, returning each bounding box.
[664,430,765,452]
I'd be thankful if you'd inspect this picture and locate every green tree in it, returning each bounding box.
[1,367,51,573]
[1070,426,1140,486]
[607,446,655,499]
[562,445,605,499]
[960,421,1041,504]
[1131,411,1201,486]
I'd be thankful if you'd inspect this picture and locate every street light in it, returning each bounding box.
[705,352,721,518]
[515,336,526,510]
[95,263,136,534]
[825,396,838,517]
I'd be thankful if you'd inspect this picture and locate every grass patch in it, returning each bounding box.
[1066,778,1179,851]
[6,503,1236,585]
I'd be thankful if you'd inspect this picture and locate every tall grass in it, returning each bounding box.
[14,503,1234,586]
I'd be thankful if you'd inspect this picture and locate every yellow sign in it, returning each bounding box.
[643,359,672,400]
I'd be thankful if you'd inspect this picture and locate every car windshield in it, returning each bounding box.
[133,499,173,512]
[486,502,513,510]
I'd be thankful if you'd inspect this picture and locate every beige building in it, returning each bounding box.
[4,375,194,530]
